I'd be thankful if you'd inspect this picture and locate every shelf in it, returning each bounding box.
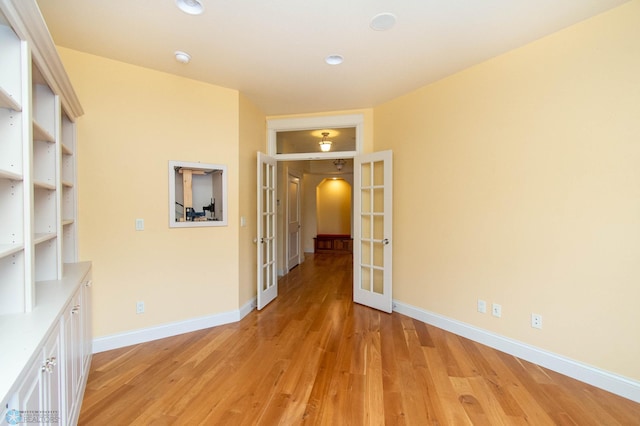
[32,119,55,143]
[0,243,23,258]
[62,180,73,188]
[0,86,21,112]
[0,169,22,180]
[34,233,56,245]
[34,180,55,190]
[62,219,74,226]
[61,143,72,155]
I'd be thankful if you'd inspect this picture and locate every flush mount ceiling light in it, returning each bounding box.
[370,12,397,31]
[319,132,333,152]
[176,0,204,15]
[325,55,344,65]
[174,50,191,64]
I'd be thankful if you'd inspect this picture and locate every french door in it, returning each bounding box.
[256,150,393,313]
[353,150,393,313]
[257,152,277,310]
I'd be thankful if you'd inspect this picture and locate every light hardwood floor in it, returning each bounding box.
[79,253,640,425]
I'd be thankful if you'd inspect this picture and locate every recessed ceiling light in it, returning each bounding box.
[175,51,191,64]
[370,13,396,31]
[325,55,344,65]
[176,0,204,15]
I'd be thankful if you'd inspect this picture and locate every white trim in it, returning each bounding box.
[393,300,640,403]
[239,297,257,319]
[92,299,257,353]
[0,0,83,118]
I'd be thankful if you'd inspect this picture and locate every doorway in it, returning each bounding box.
[279,159,354,276]
[258,113,393,313]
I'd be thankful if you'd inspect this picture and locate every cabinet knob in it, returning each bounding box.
[41,357,57,373]
[85,280,93,287]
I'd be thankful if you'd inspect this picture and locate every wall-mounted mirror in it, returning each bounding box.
[169,160,227,227]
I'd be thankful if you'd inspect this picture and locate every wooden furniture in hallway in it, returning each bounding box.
[79,254,640,424]
[313,234,353,253]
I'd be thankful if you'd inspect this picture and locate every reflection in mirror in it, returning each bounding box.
[276,127,356,154]
[169,160,228,227]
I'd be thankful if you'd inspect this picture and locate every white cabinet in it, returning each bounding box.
[0,1,91,424]
[1,264,92,426]
[0,0,83,315]
[62,272,92,426]
[10,322,63,424]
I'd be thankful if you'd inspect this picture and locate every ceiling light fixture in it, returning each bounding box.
[319,132,333,152]
[370,12,397,31]
[174,50,192,64]
[176,0,204,15]
[333,159,346,171]
[325,55,344,65]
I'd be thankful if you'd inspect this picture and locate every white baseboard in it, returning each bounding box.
[239,297,257,319]
[393,300,640,403]
[92,298,257,354]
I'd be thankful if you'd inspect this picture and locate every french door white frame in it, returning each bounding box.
[257,152,278,310]
[259,114,392,313]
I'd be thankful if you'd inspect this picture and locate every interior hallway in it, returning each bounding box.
[78,253,640,424]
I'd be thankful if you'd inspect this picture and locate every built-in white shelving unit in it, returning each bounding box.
[0,1,83,314]
[0,1,91,423]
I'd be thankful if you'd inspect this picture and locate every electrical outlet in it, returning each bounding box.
[477,299,487,314]
[135,218,144,231]
[531,313,542,329]
[136,301,145,314]
[492,303,502,318]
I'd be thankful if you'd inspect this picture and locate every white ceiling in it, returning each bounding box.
[37,0,629,116]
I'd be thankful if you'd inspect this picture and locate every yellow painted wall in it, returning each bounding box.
[58,48,240,338]
[374,1,640,380]
[238,94,266,305]
[316,179,352,235]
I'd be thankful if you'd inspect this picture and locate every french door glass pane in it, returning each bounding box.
[361,162,371,187]
[373,160,384,186]
[373,268,384,294]
[373,188,384,213]
[373,242,384,268]
[373,216,384,240]
[361,267,371,291]
[361,215,371,239]
[361,189,371,213]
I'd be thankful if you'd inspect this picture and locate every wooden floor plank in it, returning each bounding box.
[78,253,640,425]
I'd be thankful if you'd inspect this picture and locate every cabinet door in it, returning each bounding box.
[82,272,93,372]
[11,327,63,424]
[42,325,63,425]
[13,358,43,421]
[62,287,82,423]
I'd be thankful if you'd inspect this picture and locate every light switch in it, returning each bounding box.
[135,218,144,231]
[240,216,246,227]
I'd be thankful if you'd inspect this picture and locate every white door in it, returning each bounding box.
[354,150,393,313]
[257,152,278,310]
[287,172,301,270]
